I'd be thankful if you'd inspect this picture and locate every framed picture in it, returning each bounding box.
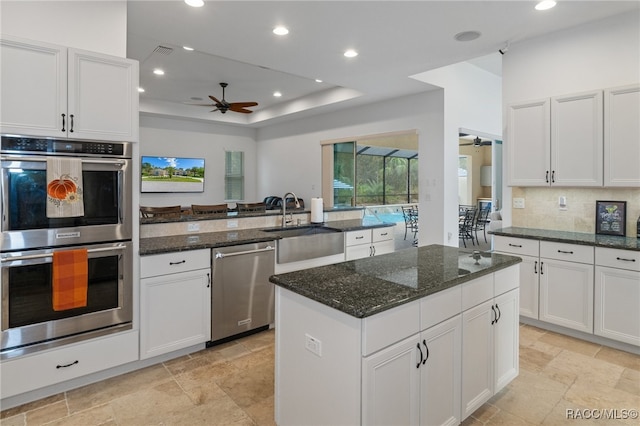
[595,200,626,236]
[141,156,205,193]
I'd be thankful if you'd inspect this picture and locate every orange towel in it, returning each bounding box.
[52,249,88,311]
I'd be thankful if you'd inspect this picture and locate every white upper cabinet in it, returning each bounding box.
[551,90,603,186]
[604,84,640,187]
[1,37,67,137]
[507,98,551,186]
[1,35,138,142]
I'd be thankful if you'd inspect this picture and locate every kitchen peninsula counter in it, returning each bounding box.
[139,220,395,256]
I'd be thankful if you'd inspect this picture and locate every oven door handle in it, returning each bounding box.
[1,156,126,167]
[1,245,127,262]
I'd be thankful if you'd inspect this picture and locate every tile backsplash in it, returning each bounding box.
[511,187,640,237]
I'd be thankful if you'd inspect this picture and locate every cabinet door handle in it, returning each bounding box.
[56,360,79,369]
[169,260,186,265]
[491,305,497,325]
[495,303,501,323]
[69,114,74,133]
[534,260,538,274]
[551,170,555,183]
[557,250,574,254]
[540,261,544,275]
[61,113,66,132]
[616,257,636,262]
[416,342,423,369]
[508,243,522,248]
[372,246,376,256]
[422,339,429,364]
[206,272,210,288]
[545,171,549,183]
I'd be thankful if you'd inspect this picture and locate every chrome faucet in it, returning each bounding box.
[281,192,300,227]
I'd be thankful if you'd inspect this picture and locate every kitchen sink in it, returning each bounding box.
[263,226,344,264]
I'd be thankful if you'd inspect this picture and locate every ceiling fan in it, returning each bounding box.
[194,82,258,114]
[460,136,492,147]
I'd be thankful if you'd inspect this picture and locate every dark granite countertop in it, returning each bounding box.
[139,221,395,255]
[490,227,640,251]
[269,244,522,318]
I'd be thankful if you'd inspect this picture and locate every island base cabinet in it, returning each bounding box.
[362,334,421,426]
[595,266,640,346]
[362,315,462,426]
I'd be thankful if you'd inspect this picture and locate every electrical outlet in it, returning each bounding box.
[227,220,238,228]
[513,198,525,209]
[187,223,200,232]
[305,333,322,357]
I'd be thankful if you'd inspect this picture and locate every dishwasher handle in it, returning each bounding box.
[214,245,275,259]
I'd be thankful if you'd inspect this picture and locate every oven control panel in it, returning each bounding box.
[1,136,126,157]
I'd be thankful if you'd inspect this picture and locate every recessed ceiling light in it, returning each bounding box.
[183,46,194,51]
[454,31,481,42]
[535,1,557,11]
[344,49,358,58]
[137,87,145,93]
[273,26,289,36]
[315,79,323,83]
[273,91,282,97]
[153,69,165,75]
[184,0,204,7]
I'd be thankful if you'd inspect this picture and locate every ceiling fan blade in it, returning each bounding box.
[230,102,258,108]
[208,95,222,104]
[229,106,254,113]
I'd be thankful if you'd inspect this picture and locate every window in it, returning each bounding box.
[225,151,244,201]
[321,130,419,208]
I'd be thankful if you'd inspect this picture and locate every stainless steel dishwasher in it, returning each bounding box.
[210,241,276,344]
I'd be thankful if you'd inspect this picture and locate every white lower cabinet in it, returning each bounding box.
[362,315,462,426]
[345,227,395,260]
[538,242,594,333]
[140,250,211,359]
[461,269,519,419]
[594,248,640,346]
[0,330,138,398]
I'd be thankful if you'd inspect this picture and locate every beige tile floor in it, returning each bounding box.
[1,324,639,425]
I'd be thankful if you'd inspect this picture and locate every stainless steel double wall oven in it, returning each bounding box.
[1,136,133,359]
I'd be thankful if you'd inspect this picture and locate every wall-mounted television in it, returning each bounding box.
[141,156,205,193]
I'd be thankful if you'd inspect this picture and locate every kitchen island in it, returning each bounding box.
[270,245,522,425]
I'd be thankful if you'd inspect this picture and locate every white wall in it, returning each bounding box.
[0,0,127,57]
[502,11,640,227]
[139,115,258,207]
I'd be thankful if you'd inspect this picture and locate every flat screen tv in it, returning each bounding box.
[141,156,205,193]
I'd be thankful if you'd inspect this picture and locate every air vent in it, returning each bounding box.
[153,45,174,55]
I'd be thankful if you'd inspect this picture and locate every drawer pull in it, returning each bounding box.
[380,232,388,236]
[169,260,186,265]
[557,250,574,254]
[616,257,636,262]
[355,236,364,240]
[508,243,522,248]
[56,360,79,369]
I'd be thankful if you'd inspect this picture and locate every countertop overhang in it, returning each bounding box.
[269,244,522,318]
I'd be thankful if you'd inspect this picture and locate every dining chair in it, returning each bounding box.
[237,202,267,213]
[402,206,419,241]
[139,205,182,218]
[459,207,476,248]
[472,208,491,243]
[191,204,228,215]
